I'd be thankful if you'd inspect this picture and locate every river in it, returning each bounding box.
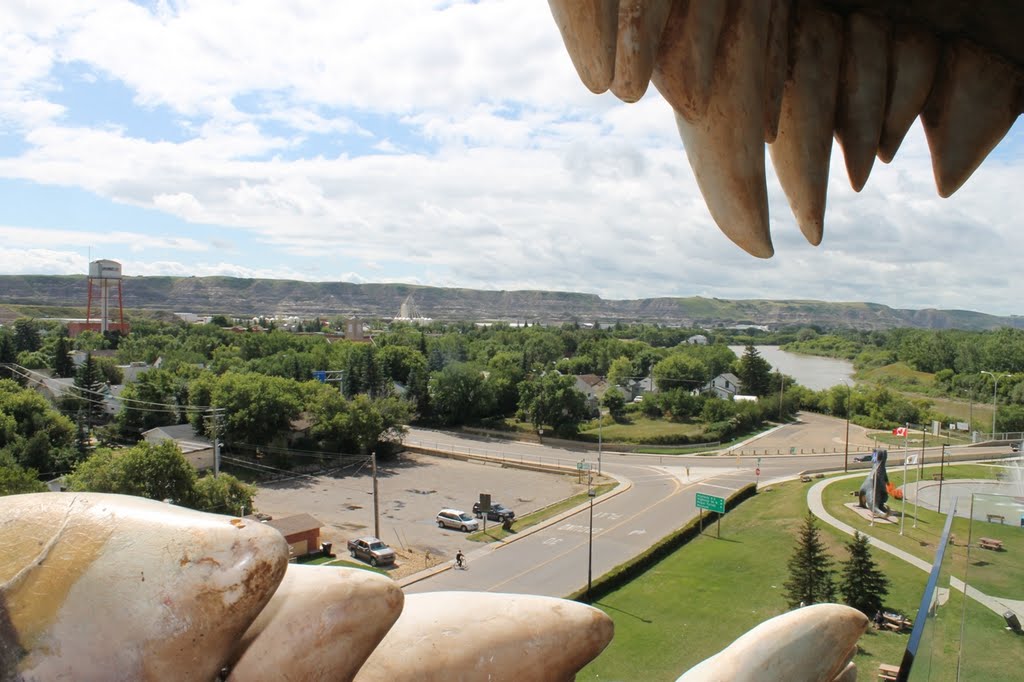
[727,345,854,392]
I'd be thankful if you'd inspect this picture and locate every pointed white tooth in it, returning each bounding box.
[763,0,792,143]
[676,604,868,681]
[674,0,773,258]
[835,13,889,192]
[921,39,1024,198]
[354,592,614,681]
[768,4,843,246]
[0,493,288,681]
[548,0,619,94]
[610,1,673,103]
[651,0,728,123]
[833,660,859,682]
[227,564,403,681]
[877,25,939,163]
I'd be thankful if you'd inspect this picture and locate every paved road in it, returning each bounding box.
[402,416,1012,596]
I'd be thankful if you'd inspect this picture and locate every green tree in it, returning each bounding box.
[838,531,890,617]
[736,345,773,396]
[193,473,256,516]
[13,319,41,353]
[0,462,48,495]
[52,336,75,378]
[517,372,589,437]
[428,363,494,426]
[116,368,185,437]
[652,353,706,392]
[74,351,106,430]
[782,513,836,608]
[208,372,303,447]
[601,386,626,419]
[66,440,197,505]
[0,378,77,475]
[606,356,635,388]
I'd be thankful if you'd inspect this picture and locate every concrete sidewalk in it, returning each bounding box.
[806,473,1014,618]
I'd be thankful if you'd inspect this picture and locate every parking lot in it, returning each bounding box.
[253,451,589,575]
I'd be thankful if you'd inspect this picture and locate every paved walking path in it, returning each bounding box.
[807,473,1018,619]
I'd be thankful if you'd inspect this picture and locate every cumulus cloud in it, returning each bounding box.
[0,1,1021,317]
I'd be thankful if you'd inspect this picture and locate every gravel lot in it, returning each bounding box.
[253,451,589,576]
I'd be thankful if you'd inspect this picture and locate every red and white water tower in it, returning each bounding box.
[86,259,127,334]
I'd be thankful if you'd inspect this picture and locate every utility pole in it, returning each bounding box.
[372,450,380,539]
[937,444,946,514]
[206,408,226,477]
[778,369,784,421]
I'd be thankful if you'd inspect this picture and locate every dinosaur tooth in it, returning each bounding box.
[676,604,869,681]
[611,0,673,103]
[877,25,939,164]
[548,0,619,94]
[763,0,792,143]
[0,492,288,681]
[353,592,614,682]
[227,564,403,681]
[921,38,1023,198]
[674,0,773,258]
[768,3,843,246]
[652,0,728,123]
[834,13,889,192]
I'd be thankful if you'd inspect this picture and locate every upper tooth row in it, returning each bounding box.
[548,0,1024,257]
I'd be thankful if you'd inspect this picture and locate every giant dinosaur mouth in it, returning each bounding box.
[548,0,1023,257]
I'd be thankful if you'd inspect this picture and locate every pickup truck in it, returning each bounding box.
[347,536,396,567]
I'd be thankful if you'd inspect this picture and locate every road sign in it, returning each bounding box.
[695,492,725,514]
[577,461,591,471]
[478,493,491,512]
[755,467,761,476]
[905,454,918,465]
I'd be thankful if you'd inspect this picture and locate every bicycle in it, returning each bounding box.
[454,554,468,570]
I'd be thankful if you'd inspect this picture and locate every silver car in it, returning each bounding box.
[436,508,479,532]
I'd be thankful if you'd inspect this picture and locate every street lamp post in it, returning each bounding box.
[587,473,595,601]
[597,408,607,475]
[843,381,852,473]
[981,371,1010,439]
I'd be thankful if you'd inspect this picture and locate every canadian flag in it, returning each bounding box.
[892,426,908,437]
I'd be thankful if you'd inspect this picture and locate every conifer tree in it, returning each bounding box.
[783,513,836,608]
[838,531,890,617]
[53,336,75,378]
[74,351,106,430]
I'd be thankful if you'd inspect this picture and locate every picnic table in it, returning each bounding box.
[979,537,1004,551]
[878,663,900,680]
[876,611,912,632]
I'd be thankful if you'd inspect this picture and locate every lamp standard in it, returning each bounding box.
[843,381,852,473]
[587,472,595,601]
[777,369,784,421]
[597,408,607,475]
[980,371,1010,439]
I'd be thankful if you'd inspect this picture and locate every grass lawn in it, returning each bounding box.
[578,416,706,443]
[579,465,1024,681]
[467,482,617,543]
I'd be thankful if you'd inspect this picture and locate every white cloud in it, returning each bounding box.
[0,1,1021,317]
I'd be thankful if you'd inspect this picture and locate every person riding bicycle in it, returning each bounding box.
[455,550,465,569]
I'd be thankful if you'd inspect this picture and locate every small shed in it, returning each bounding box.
[264,513,322,558]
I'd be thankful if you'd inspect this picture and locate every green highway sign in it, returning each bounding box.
[577,461,591,471]
[695,492,725,514]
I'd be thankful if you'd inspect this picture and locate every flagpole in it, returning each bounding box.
[899,423,908,534]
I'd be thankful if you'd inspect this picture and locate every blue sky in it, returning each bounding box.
[0,1,1021,317]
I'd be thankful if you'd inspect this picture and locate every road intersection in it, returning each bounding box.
[400,415,1012,596]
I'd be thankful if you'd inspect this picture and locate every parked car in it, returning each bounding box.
[1012,441,1021,453]
[472,501,516,522]
[436,509,480,532]
[853,454,874,462]
[347,536,396,567]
